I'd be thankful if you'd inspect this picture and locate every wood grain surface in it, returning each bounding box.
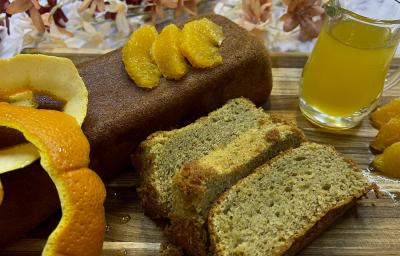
[2,54,400,256]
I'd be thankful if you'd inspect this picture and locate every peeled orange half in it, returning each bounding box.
[0,103,105,256]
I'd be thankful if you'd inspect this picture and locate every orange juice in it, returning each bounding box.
[301,19,397,117]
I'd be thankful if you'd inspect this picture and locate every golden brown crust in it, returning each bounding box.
[265,128,281,143]
[291,127,307,143]
[269,113,295,127]
[208,200,223,255]
[168,162,218,256]
[133,140,167,218]
[281,188,371,256]
[267,114,307,143]
[173,161,216,205]
[137,183,169,219]
[167,216,208,256]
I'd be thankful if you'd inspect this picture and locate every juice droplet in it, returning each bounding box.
[115,249,127,256]
[120,215,131,224]
[105,224,111,232]
[394,192,400,204]
[107,188,118,200]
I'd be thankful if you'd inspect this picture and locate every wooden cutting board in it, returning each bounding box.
[1,52,400,256]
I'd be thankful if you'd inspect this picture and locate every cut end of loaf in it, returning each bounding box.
[134,97,267,219]
[208,142,373,256]
[167,115,306,256]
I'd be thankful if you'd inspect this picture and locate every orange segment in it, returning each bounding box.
[180,18,224,68]
[152,24,188,80]
[122,25,161,88]
[371,117,400,152]
[0,103,105,255]
[372,142,400,179]
[371,98,400,129]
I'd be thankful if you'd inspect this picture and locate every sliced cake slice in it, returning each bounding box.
[134,98,304,220]
[208,142,373,256]
[168,116,305,256]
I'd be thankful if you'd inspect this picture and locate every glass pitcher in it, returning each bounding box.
[299,0,400,129]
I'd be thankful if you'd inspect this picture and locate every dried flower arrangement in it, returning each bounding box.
[214,0,326,52]
[0,0,325,57]
[0,0,199,56]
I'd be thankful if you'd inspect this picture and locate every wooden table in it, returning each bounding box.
[2,52,400,256]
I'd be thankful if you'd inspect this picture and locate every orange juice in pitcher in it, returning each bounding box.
[299,0,400,129]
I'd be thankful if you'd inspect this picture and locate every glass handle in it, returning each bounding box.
[384,67,400,91]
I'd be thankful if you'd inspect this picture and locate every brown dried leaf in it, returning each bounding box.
[299,17,320,41]
[6,0,32,14]
[174,0,197,17]
[79,0,105,13]
[79,0,92,12]
[284,18,300,32]
[6,0,45,33]
[148,0,197,21]
[161,0,178,9]
[30,0,40,10]
[280,0,325,41]
[29,5,45,32]
[242,0,272,23]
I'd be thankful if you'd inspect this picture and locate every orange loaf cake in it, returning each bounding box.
[0,14,273,248]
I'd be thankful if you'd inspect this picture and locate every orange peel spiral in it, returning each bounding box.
[0,103,105,256]
[0,54,88,172]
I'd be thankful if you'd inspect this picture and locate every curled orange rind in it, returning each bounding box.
[0,54,88,172]
[0,103,105,256]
